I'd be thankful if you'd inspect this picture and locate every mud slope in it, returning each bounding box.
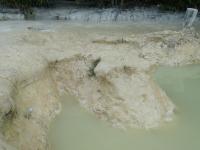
[0,24,200,149]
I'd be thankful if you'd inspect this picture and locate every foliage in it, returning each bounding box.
[92,0,200,10]
[0,0,48,9]
[81,0,200,9]
[158,0,200,10]
[0,0,200,10]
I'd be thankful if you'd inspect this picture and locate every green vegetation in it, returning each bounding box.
[158,0,200,11]
[0,0,48,19]
[105,0,200,10]
[0,0,200,10]
[78,0,200,10]
[0,0,48,9]
[88,58,101,77]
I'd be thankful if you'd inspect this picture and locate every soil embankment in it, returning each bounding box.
[0,22,200,149]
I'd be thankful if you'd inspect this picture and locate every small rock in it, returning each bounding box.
[24,107,33,119]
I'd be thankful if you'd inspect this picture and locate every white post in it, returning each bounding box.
[183,8,198,28]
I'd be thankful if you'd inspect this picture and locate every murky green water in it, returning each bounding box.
[49,64,200,150]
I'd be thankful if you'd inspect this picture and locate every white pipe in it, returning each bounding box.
[183,8,198,28]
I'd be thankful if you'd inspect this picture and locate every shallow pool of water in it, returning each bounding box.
[49,64,200,150]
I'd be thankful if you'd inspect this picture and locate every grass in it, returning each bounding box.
[88,58,101,77]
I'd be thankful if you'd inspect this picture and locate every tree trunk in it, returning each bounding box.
[111,0,114,6]
[121,0,124,7]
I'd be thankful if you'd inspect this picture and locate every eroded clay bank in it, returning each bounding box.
[0,21,200,149]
